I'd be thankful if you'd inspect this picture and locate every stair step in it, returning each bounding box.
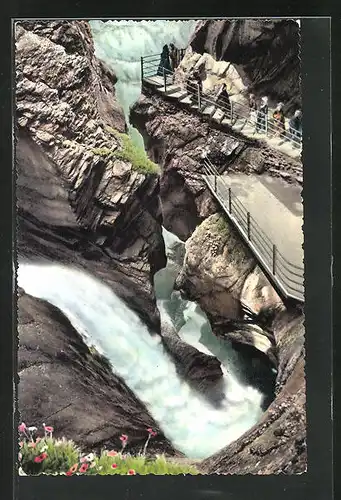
[167,90,188,100]
[180,95,192,104]
[165,85,182,96]
[212,109,224,121]
[202,105,216,116]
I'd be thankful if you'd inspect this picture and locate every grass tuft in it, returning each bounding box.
[92,128,160,175]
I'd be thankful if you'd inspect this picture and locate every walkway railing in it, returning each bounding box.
[202,158,304,302]
[141,54,302,149]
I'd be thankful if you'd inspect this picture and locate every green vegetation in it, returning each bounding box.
[92,128,160,175]
[18,425,199,476]
[94,453,199,476]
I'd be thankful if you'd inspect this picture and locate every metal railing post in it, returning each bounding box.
[197,83,201,111]
[272,244,277,275]
[214,174,217,192]
[230,101,234,124]
[140,56,144,81]
[228,187,232,213]
[247,212,251,240]
[163,68,167,92]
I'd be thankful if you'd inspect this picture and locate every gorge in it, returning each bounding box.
[16,18,306,475]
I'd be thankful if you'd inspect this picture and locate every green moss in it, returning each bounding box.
[94,127,160,175]
[91,147,115,158]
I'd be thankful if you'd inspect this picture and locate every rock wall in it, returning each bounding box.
[17,288,178,456]
[199,313,305,474]
[15,20,169,452]
[16,21,165,330]
[190,19,301,113]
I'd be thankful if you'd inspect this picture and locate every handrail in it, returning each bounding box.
[141,54,302,148]
[204,158,304,272]
[201,159,304,302]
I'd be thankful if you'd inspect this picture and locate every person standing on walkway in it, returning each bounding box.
[249,93,257,126]
[216,84,231,117]
[272,102,286,137]
[288,110,302,145]
[256,96,269,133]
[169,43,179,71]
[157,45,172,77]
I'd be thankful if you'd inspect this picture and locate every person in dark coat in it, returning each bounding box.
[169,43,179,71]
[288,110,302,145]
[256,96,269,133]
[157,45,172,77]
[216,85,231,115]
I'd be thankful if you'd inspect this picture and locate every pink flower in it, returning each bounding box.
[18,452,22,462]
[19,442,24,448]
[107,450,118,457]
[44,425,54,434]
[34,453,47,464]
[66,463,78,476]
[28,441,36,448]
[111,463,117,469]
[80,456,87,463]
[128,469,136,475]
[120,434,128,442]
[18,423,27,433]
[79,463,89,473]
[147,428,157,437]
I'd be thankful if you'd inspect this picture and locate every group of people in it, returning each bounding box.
[156,47,302,147]
[248,94,302,144]
[157,43,182,77]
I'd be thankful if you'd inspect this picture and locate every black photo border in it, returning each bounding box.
[0,3,335,500]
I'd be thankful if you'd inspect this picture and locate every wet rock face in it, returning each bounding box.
[190,19,301,113]
[200,350,306,474]
[160,321,225,407]
[175,213,283,361]
[173,212,306,474]
[16,20,166,330]
[18,292,178,457]
[131,89,302,242]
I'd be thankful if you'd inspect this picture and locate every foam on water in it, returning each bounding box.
[89,20,196,147]
[18,261,263,459]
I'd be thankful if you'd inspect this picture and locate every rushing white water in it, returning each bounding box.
[89,20,196,148]
[156,228,261,385]
[18,261,263,459]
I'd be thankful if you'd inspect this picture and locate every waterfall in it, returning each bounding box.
[89,20,196,148]
[18,261,263,460]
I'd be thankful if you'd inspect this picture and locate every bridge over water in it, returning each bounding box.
[140,54,304,303]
